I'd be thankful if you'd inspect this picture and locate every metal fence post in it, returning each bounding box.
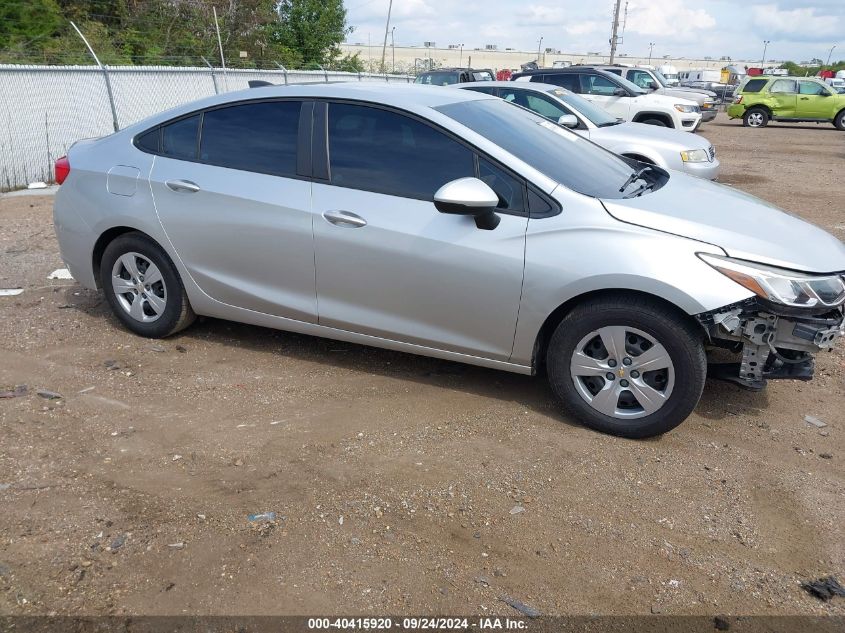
[70,21,119,132]
[318,64,328,83]
[201,56,219,94]
[275,63,289,85]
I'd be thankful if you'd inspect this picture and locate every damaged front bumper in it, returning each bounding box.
[697,298,845,390]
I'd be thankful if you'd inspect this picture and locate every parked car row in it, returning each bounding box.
[53,81,845,439]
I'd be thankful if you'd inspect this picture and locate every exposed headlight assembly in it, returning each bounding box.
[674,104,697,113]
[699,254,845,308]
[680,148,710,163]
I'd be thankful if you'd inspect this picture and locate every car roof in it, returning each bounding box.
[513,67,612,76]
[122,82,495,131]
[453,80,564,94]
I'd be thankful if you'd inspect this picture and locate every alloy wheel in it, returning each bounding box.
[747,112,764,127]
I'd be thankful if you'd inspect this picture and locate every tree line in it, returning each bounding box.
[0,0,365,71]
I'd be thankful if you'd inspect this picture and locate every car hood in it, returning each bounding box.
[601,172,845,273]
[667,86,717,99]
[635,92,698,107]
[592,122,711,151]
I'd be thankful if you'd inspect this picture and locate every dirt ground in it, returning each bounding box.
[0,112,843,618]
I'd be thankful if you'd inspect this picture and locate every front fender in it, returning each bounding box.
[509,193,754,366]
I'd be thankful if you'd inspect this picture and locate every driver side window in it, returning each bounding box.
[580,74,619,96]
[628,70,654,89]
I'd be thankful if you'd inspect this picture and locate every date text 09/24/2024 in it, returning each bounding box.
[307,617,529,630]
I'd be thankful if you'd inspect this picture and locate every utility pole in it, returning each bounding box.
[608,0,622,64]
[761,40,770,67]
[647,42,655,65]
[537,36,543,66]
[827,44,837,67]
[380,0,394,73]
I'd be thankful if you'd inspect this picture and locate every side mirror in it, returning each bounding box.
[558,114,579,128]
[819,91,830,97]
[434,178,501,230]
[612,87,628,97]
[647,81,658,90]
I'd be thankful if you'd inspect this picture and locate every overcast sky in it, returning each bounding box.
[344,0,843,63]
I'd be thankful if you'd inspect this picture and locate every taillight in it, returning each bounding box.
[734,95,743,104]
[55,156,70,185]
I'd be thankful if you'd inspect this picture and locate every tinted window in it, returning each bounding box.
[798,80,828,95]
[581,73,622,96]
[769,79,797,94]
[437,99,641,199]
[328,103,474,199]
[199,101,300,176]
[742,79,767,93]
[479,157,524,212]
[605,68,623,76]
[161,115,199,160]
[465,86,495,95]
[539,73,580,92]
[136,128,159,153]
[415,72,461,85]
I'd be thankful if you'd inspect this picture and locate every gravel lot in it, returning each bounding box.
[0,113,843,617]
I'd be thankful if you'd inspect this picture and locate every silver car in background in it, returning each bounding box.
[53,83,845,438]
[457,81,719,179]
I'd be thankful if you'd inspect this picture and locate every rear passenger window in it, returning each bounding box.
[161,115,199,160]
[742,79,767,93]
[327,103,474,200]
[136,128,159,153]
[769,79,797,94]
[200,101,300,176]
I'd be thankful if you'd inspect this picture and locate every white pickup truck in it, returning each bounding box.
[512,67,703,131]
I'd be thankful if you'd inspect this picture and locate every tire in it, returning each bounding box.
[640,118,668,127]
[743,108,769,128]
[100,232,196,338]
[834,110,845,131]
[546,296,707,439]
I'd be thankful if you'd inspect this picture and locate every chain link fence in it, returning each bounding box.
[0,64,413,191]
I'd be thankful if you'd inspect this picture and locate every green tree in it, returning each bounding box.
[0,0,64,59]
[273,0,352,66]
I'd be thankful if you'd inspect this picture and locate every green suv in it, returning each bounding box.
[727,76,845,129]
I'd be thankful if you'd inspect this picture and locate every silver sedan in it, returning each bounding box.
[456,81,719,179]
[53,83,845,438]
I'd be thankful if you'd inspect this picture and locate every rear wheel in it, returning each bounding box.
[100,233,195,338]
[743,108,769,128]
[546,296,707,438]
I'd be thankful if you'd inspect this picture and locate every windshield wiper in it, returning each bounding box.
[618,165,653,193]
[598,120,622,127]
[622,181,656,198]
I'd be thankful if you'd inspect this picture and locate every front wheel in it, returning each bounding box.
[640,118,668,127]
[546,296,707,438]
[834,110,845,131]
[100,232,196,338]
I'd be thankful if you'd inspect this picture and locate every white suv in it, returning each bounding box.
[512,68,702,131]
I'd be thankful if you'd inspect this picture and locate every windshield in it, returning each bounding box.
[436,98,660,199]
[415,72,459,86]
[652,70,670,87]
[552,89,619,127]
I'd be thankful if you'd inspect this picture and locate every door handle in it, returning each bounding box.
[165,179,200,193]
[800,97,809,100]
[323,210,367,228]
